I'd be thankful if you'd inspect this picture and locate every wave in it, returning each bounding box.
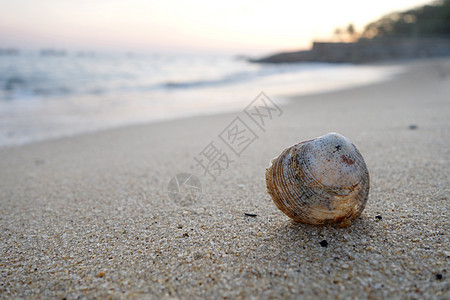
[0,75,105,101]
[159,72,248,89]
[0,53,337,102]
[157,63,330,91]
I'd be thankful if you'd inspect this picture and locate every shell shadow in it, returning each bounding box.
[259,215,378,263]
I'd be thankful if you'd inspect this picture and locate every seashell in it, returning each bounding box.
[266,132,369,226]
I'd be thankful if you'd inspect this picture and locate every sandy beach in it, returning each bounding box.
[0,58,449,299]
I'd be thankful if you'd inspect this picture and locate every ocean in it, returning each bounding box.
[0,51,403,147]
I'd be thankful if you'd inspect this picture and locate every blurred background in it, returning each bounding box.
[0,0,448,147]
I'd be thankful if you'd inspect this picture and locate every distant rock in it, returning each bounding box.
[0,48,20,55]
[40,49,67,56]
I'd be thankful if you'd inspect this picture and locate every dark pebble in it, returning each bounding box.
[436,273,443,280]
[375,215,382,220]
[408,124,418,130]
[319,240,328,247]
[244,213,257,217]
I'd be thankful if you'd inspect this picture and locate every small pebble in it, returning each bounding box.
[319,240,328,247]
[436,273,443,280]
[375,215,382,220]
[98,272,105,278]
[244,213,257,217]
[338,219,351,228]
[408,124,418,130]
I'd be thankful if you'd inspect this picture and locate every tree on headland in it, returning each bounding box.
[333,23,359,42]
[334,28,343,42]
[361,0,450,39]
[347,24,355,37]
[347,23,358,41]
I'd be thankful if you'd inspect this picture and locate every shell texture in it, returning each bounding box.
[266,132,369,225]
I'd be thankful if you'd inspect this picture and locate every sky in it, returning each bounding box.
[0,0,432,54]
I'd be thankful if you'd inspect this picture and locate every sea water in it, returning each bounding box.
[0,51,403,147]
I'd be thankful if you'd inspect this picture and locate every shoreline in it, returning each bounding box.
[0,57,449,298]
[0,60,405,149]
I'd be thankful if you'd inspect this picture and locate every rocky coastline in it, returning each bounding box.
[251,37,450,64]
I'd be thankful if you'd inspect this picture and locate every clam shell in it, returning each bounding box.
[266,132,369,225]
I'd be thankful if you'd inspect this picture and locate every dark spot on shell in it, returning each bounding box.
[333,145,341,153]
[341,155,355,165]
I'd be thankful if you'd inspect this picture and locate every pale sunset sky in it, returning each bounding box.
[0,0,432,54]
